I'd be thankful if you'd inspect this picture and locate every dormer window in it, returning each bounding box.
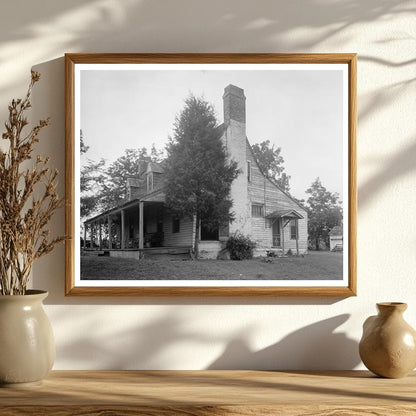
[147,172,153,192]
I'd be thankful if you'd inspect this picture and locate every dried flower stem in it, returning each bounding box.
[0,71,66,295]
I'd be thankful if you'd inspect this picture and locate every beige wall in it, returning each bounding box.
[1,0,415,370]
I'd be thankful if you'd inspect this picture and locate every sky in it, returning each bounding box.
[80,65,346,200]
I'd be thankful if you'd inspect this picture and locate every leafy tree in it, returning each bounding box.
[306,178,343,250]
[80,159,106,217]
[99,148,152,210]
[251,140,291,192]
[164,95,239,257]
[80,143,164,219]
[80,129,89,155]
[80,130,105,218]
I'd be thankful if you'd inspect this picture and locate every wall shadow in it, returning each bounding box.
[52,310,360,370]
[207,314,360,370]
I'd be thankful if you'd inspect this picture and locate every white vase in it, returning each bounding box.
[0,290,55,387]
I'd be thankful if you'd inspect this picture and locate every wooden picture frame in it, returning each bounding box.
[65,53,356,296]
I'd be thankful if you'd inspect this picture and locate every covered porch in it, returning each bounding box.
[266,209,304,255]
[83,194,165,252]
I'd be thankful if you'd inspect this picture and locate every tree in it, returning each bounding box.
[80,130,106,218]
[251,140,291,192]
[164,95,239,257]
[80,144,164,218]
[306,178,343,250]
[99,148,152,210]
[80,129,89,154]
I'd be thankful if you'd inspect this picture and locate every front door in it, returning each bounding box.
[272,218,281,247]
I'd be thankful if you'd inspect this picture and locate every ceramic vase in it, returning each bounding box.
[0,290,55,387]
[359,302,416,378]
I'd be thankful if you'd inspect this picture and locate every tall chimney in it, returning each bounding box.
[221,84,250,236]
[223,84,246,126]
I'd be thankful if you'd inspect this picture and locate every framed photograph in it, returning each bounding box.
[65,53,356,296]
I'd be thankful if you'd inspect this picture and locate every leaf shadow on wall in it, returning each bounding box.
[207,314,360,370]
[0,0,413,98]
[52,309,359,370]
[52,308,230,370]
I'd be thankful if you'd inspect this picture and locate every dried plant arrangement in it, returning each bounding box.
[0,71,66,295]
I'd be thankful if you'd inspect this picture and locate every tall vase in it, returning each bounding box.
[359,302,416,378]
[0,290,55,387]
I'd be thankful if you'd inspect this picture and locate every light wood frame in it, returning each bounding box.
[65,53,356,297]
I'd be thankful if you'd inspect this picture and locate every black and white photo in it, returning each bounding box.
[65,54,356,296]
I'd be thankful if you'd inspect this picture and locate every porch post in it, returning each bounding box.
[99,221,102,250]
[281,219,285,255]
[83,224,87,249]
[191,214,196,252]
[121,209,125,249]
[139,202,144,249]
[108,216,112,249]
[90,223,94,249]
[295,219,299,256]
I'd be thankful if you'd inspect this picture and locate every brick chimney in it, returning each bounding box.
[223,84,246,126]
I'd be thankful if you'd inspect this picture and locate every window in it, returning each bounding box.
[251,204,264,217]
[247,160,251,182]
[172,218,180,233]
[290,219,298,240]
[147,172,153,192]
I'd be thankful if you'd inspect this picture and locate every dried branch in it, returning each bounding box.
[0,71,67,295]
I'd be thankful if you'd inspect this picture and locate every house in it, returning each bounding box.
[83,85,308,258]
[329,225,343,252]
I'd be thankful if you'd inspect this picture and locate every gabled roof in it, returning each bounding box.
[266,209,304,220]
[245,137,307,214]
[146,161,164,174]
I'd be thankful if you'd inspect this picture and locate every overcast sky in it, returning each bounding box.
[80,67,345,200]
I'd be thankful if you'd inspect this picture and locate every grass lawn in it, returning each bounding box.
[81,251,343,281]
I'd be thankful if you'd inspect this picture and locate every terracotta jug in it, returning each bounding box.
[359,302,416,378]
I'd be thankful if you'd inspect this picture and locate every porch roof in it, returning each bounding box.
[266,209,304,220]
[84,188,165,224]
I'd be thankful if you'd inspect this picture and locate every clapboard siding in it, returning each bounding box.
[246,141,308,253]
[163,214,194,247]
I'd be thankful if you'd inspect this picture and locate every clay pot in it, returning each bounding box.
[359,302,416,378]
[0,290,55,387]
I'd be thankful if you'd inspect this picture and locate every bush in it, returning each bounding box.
[226,233,256,260]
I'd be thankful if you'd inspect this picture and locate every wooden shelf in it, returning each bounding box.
[1,370,415,415]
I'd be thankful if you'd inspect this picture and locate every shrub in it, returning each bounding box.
[226,233,256,260]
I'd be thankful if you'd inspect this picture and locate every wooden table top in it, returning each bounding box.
[1,370,415,415]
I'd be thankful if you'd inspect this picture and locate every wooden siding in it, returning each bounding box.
[246,141,308,253]
[163,214,194,246]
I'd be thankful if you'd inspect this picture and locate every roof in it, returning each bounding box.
[84,188,166,224]
[329,225,343,236]
[266,209,304,219]
[147,161,164,174]
[244,138,307,215]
